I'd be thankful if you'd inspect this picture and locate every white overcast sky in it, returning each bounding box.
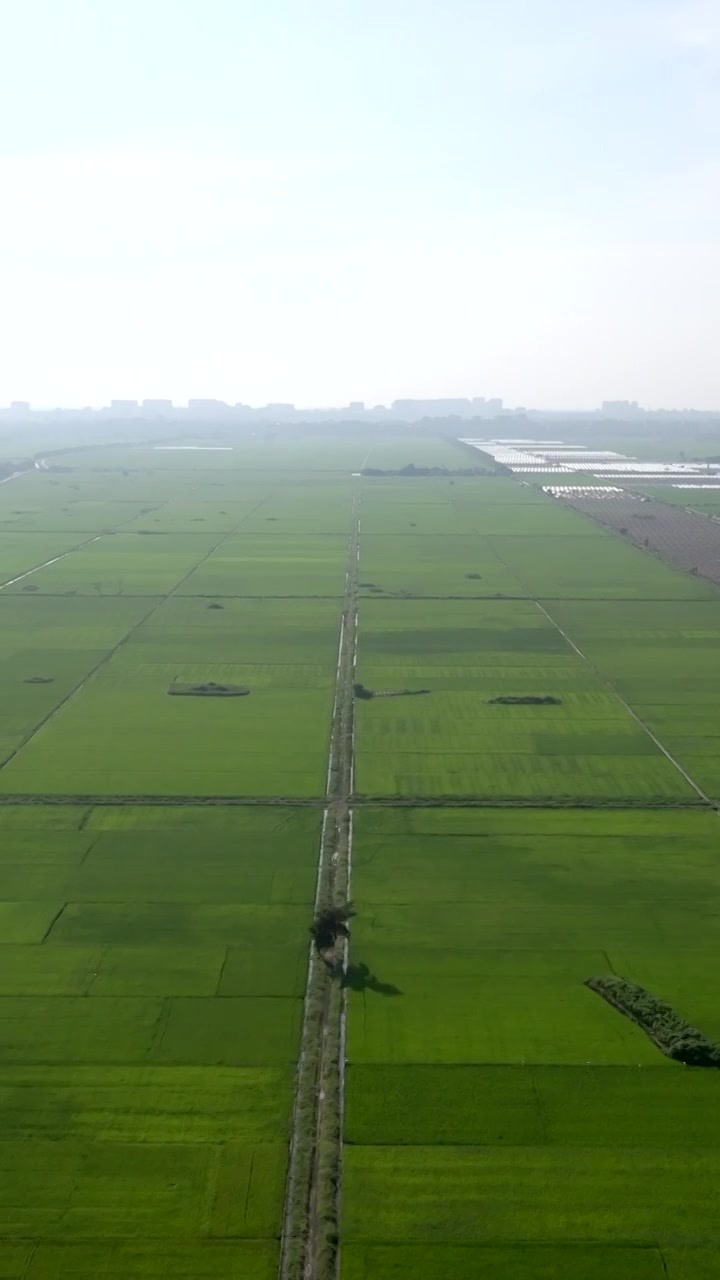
[1,0,719,409]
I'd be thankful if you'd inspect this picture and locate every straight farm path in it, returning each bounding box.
[280,497,358,1280]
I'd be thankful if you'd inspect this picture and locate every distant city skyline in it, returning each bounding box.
[1,396,718,422]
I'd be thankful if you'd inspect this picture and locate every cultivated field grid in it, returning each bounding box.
[0,435,718,1279]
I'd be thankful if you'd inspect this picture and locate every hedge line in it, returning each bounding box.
[586,975,720,1066]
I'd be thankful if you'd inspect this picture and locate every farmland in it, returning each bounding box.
[551,487,720,588]
[0,802,317,1279]
[0,430,719,1278]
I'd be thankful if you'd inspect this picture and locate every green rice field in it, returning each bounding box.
[343,808,720,1279]
[0,429,719,1278]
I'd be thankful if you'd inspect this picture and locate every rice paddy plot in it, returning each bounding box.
[121,499,262,534]
[0,650,106,765]
[0,596,341,796]
[0,804,317,1274]
[0,593,157,651]
[352,828,720,907]
[352,897,720,951]
[545,599,720,797]
[0,502,159,534]
[3,533,220,596]
[175,532,349,596]
[359,437,476,469]
[357,498,483,537]
[343,1145,720,1244]
[359,488,605,538]
[19,1243,279,1279]
[491,533,718,598]
[341,1244,666,1280]
[342,805,720,1271]
[239,489,355,533]
[346,1065,720,1147]
[354,600,691,799]
[114,594,342,666]
[0,532,91,585]
[347,973,660,1065]
[359,534,527,596]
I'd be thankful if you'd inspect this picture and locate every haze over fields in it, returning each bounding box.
[2,0,720,409]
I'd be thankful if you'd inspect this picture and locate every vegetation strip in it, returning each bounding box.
[279,499,358,1280]
[586,976,720,1066]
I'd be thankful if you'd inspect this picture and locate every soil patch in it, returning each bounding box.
[550,490,720,588]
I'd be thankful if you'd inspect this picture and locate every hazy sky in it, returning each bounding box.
[1,0,719,409]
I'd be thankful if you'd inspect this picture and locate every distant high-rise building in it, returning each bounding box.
[600,400,643,417]
[475,397,503,415]
[392,398,502,419]
[142,399,173,413]
[187,399,229,412]
[347,401,365,413]
[392,398,471,418]
[9,401,31,413]
[109,400,138,415]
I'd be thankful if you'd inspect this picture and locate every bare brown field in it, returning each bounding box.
[550,492,720,586]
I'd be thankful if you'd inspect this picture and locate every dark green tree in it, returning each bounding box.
[310,902,355,952]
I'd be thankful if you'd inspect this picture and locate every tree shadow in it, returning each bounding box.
[341,962,402,997]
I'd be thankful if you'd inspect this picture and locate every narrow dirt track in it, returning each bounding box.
[279,498,358,1280]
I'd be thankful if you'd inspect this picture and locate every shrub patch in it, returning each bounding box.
[586,975,720,1066]
[354,683,430,701]
[168,681,251,697]
[488,696,562,706]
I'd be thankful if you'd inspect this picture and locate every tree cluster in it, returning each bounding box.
[587,975,720,1066]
